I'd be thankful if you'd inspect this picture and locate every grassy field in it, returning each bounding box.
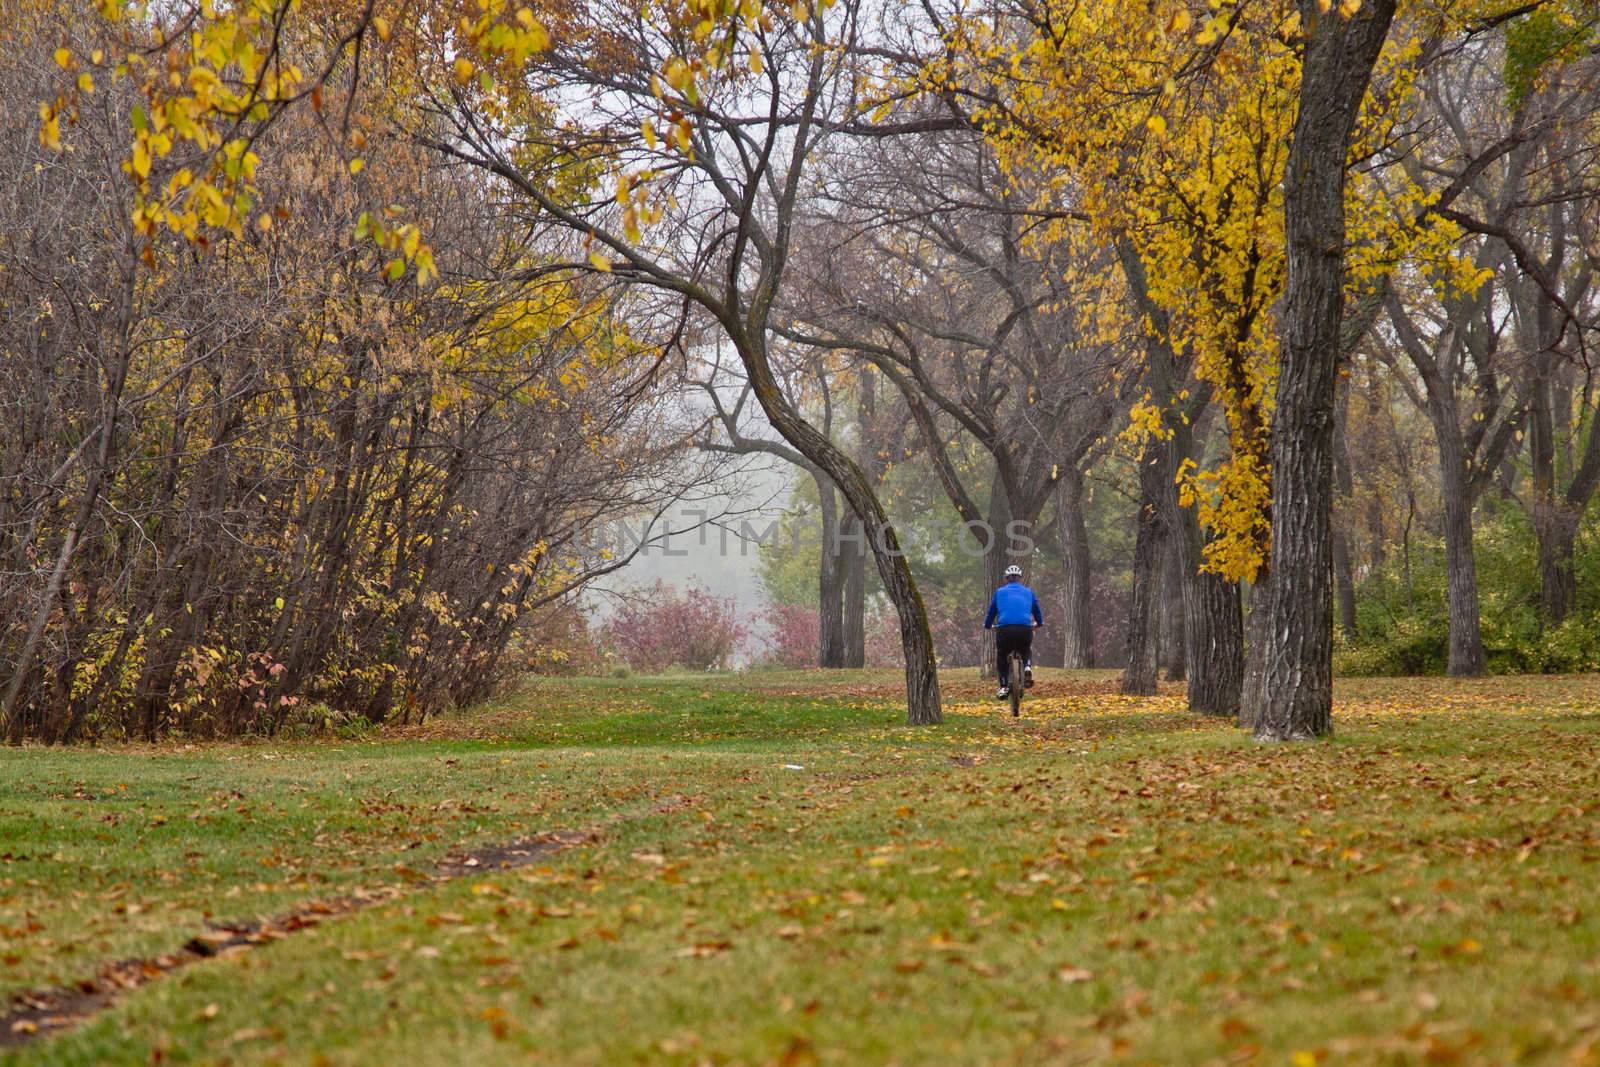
[2,669,1598,1065]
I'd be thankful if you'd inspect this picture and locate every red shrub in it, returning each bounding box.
[758,602,820,669]
[602,582,746,672]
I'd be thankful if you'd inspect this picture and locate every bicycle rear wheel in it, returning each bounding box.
[1008,653,1023,717]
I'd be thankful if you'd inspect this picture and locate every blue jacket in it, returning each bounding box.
[984,582,1043,628]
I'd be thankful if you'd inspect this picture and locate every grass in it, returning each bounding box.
[3,669,1599,1065]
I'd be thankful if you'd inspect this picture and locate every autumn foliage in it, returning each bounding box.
[601,583,747,674]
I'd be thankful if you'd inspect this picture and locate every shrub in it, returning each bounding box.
[757,603,821,669]
[601,582,747,673]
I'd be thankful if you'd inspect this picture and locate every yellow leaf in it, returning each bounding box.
[373,15,391,40]
[349,158,365,175]
[39,112,61,151]
[77,72,95,93]
[453,57,474,85]
[589,251,612,272]
[1146,115,1167,136]
[54,48,71,69]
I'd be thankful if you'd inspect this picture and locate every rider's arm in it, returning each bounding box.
[983,593,998,629]
[1031,591,1043,627]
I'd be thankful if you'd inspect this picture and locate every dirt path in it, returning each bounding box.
[0,830,593,1052]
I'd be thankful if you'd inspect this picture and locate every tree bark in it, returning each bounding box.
[1121,434,1168,696]
[1251,0,1395,741]
[1536,505,1580,626]
[1057,469,1095,668]
[980,476,1013,679]
[1188,568,1244,716]
[1332,529,1358,638]
[816,479,846,667]
[1332,377,1359,638]
[1435,432,1487,675]
[1239,566,1272,731]
[841,513,867,667]
[1162,537,1187,682]
[738,333,941,724]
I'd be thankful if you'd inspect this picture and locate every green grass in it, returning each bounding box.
[4,669,1599,1065]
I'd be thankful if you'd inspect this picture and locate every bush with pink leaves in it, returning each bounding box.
[601,582,747,673]
[758,602,820,669]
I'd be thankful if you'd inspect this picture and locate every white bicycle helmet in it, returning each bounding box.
[1004,564,1024,578]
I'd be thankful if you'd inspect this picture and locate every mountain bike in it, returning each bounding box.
[1005,649,1025,717]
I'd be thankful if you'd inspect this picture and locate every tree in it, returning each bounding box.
[1251,0,1397,740]
[783,123,1125,675]
[406,0,945,722]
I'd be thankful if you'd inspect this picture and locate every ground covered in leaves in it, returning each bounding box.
[2,670,1598,1065]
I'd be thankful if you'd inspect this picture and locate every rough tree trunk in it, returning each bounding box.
[1435,426,1487,676]
[1057,469,1095,668]
[1188,568,1244,716]
[1332,528,1358,637]
[1162,538,1187,682]
[1536,506,1580,626]
[1239,566,1272,731]
[980,477,1012,679]
[739,335,941,724]
[1332,379,1358,638]
[1251,0,1395,741]
[1121,435,1168,696]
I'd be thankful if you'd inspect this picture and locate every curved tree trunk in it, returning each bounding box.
[738,334,941,724]
[1252,0,1395,741]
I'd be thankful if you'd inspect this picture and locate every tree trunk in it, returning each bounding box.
[1251,0,1395,741]
[980,476,1012,679]
[1332,527,1358,637]
[841,513,866,667]
[816,479,846,667]
[1162,537,1187,682]
[1172,447,1243,715]
[1536,506,1579,625]
[1332,377,1358,638]
[738,334,941,724]
[1528,373,1594,626]
[1187,568,1244,716]
[1121,435,1167,695]
[1239,566,1272,731]
[1435,427,1487,676]
[1057,469,1094,668]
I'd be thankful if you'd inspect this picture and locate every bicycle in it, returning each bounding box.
[983,623,1038,717]
[1005,649,1025,717]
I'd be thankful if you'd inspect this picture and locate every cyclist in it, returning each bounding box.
[983,563,1042,701]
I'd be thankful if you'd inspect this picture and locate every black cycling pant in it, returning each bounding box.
[994,626,1033,687]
